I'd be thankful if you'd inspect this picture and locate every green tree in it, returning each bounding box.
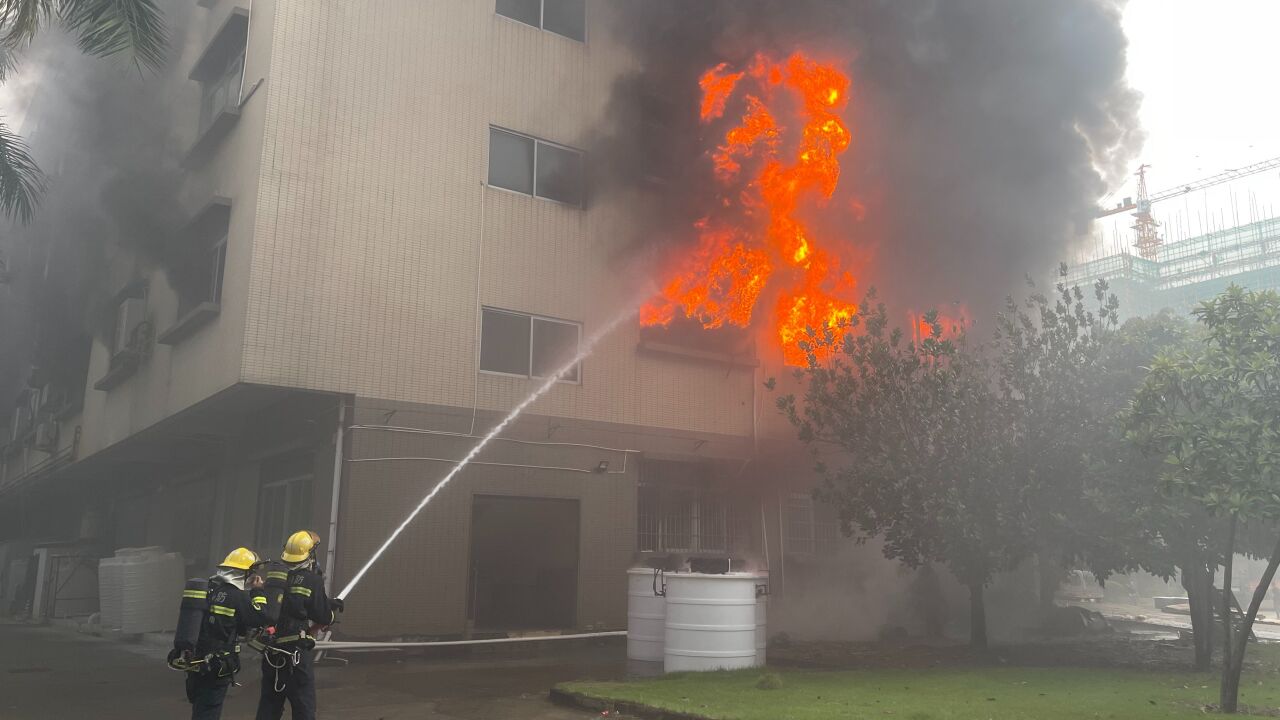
[1081,311,1224,669]
[991,267,1118,613]
[1126,286,1280,712]
[0,0,167,221]
[773,293,1023,649]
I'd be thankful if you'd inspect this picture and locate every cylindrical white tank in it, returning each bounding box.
[627,568,666,662]
[663,572,760,673]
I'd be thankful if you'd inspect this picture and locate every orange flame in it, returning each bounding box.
[641,52,859,365]
[909,308,971,344]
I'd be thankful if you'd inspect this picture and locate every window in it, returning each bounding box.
[637,461,752,555]
[255,450,314,552]
[199,47,244,133]
[480,308,581,382]
[784,493,838,556]
[487,127,584,206]
[180,232,227,316]
[496,0,585,41]
[638,484,730,553]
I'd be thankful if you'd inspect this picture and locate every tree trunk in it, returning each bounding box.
[1182,560,1214,671]
[968,581,988,650]
[1219,514,1239,712]
[1221,533,1280,714]
[1037,552,1061,614]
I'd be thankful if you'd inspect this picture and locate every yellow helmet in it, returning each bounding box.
[219,547,261,571]
[281,530,321,564]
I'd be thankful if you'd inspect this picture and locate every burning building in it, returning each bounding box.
[0,0,1138,642]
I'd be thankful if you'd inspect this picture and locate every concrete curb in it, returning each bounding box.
[548,687,714,720]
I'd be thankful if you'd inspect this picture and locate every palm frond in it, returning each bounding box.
[58,0,167,73]
[0,0,56,49]
[0,43,18,82]
[0,118,46,223]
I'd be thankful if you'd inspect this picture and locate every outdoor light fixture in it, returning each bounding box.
[595,460,610,473]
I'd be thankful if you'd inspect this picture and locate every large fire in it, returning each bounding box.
[640,52,858,366]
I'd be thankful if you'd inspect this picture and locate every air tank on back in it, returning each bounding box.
[259,561,289,625]
[172,577,208,653]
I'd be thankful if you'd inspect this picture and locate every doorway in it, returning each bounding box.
[468,495,580,631]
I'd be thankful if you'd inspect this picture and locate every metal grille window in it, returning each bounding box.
[488,127,584,206]
[637,483,730,554]
[480,308,581,382]
[496,0,585,41]
[784,493,838,556]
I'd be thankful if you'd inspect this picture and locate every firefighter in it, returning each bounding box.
[255,530,344,720]
[168,547,273,720]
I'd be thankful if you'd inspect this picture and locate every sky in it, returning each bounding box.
[1090,0,1280,259]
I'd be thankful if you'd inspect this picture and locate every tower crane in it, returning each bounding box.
[1096,155,1280,260]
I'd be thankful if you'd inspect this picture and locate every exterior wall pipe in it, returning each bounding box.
[346,454,628,475]
[323,401,346,589]
[346,424,640,456]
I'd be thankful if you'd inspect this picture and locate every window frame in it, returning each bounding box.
[486,126,585,208]
[478,306,582,384]
[208,233,228,305]
[494,0,586,43]
[637,482,733,554]
[254,453,314,553]
[783,492,838,557]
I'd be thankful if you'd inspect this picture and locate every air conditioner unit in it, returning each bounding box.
[33,419,58,452]
[114,297,147,355]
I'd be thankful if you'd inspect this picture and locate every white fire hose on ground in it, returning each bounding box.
[315,630,626,653]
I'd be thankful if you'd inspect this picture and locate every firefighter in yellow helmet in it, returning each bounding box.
[255,530,343,720]
[169,547,272,720]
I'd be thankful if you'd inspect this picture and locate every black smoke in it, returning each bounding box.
[0,0,189,412]
[592,0,1142,323]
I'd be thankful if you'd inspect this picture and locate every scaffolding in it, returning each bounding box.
[1065,216,1280,320]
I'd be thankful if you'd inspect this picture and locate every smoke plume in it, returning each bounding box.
[593,0,1142,324]
[0,2,187,411]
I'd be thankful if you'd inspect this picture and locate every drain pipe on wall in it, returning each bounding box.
[323,401,347,589]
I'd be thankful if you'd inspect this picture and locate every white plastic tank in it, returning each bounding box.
[99,547,155,630]
[118,547,187,635]
[97,556,122,629]
[627,568,666,662]
[663,572,761,673]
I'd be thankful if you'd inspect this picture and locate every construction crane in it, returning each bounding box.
[1096,155,1280,260]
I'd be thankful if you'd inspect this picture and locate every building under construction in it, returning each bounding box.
[1065,215,1280,320]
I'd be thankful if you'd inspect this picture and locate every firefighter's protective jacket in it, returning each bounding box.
[276,566,335,641]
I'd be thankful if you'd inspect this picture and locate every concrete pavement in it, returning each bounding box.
[0,621,623,719]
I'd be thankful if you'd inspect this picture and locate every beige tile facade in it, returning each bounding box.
[30,0,775,638]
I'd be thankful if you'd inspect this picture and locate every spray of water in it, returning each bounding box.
[337,306,638,599]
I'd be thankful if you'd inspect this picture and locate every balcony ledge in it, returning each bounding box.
[93,351,141,391]
[636,340,759,368]
[182,106,240,169]
[158,302,221,345]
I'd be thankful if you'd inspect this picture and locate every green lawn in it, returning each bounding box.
[561,659,1280,719]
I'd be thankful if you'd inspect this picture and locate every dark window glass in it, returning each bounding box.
[210,241,227,305]
[531,317,580,381]
[542,0,585,41]
[480,308,532,375]
[255,451,314,552]
[535,141,583,206]
[488,128,535,194]
[495,0,540,27]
